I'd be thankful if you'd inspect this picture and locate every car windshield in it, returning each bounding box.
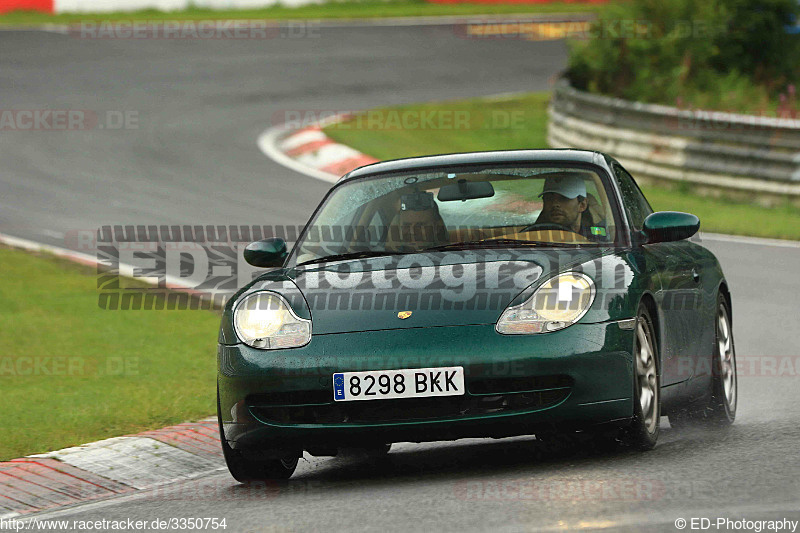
[290,164,620,266]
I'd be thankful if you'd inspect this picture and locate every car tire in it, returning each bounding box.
[623,303,660,450]
[217,388,299,483]
[669,293,737,428]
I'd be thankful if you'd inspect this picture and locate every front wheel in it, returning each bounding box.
[623,304,660,450]
[217,389,299,483]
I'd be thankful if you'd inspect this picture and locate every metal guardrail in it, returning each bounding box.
[547,80,800,204]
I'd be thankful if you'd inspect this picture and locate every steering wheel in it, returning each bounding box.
[520,222,575,234]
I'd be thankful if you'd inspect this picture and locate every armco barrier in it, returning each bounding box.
[547,80,800,206]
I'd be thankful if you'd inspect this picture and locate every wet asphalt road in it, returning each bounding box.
[2,24,800,533]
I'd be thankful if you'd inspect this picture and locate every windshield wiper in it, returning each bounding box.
[296,250,408,267]
[420,238,553,252]
[297,239,595,266]
[421,238,598,252]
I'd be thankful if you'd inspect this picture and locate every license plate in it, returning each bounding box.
[333,366,465,402]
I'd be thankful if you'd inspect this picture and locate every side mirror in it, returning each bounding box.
[641,211,700,244]
[244,238,287,268]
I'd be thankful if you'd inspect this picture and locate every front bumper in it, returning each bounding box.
[218,321,635,452]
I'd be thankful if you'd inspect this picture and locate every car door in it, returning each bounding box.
[612,163,704,387]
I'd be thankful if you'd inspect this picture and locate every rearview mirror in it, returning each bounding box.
[642,212,700,244]
[437,179,495,202]
[244,238,287,268]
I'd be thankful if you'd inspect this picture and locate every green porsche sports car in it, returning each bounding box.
[217,149,737,482]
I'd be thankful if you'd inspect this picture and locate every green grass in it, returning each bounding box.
[0,246,220,460]
[324,92,800,241]
[0,1,601,25]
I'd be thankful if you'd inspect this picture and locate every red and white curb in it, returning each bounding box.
[257,114,379,184]
[0,419,223,518]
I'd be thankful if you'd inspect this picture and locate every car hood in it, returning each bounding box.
[284,248,614,334]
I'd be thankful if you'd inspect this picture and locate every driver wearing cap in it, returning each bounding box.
[533,172,599,239]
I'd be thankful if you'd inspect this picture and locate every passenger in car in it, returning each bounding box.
[385,191,449,250]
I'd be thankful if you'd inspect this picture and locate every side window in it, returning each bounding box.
[614,165,653,230]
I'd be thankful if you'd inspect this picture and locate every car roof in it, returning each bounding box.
[339,149,608,183]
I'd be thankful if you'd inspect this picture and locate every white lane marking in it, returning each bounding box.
[256,123,339,183]
[0,232,209,291]
[39,229,65,240]
[0,25,69,34]
[480,91,536,102]
[0,232,99,264]
[699,232,800,249]
[34,437,221,491]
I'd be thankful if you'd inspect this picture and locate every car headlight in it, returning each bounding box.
[496,272,595,334]
[233,291,311,349]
